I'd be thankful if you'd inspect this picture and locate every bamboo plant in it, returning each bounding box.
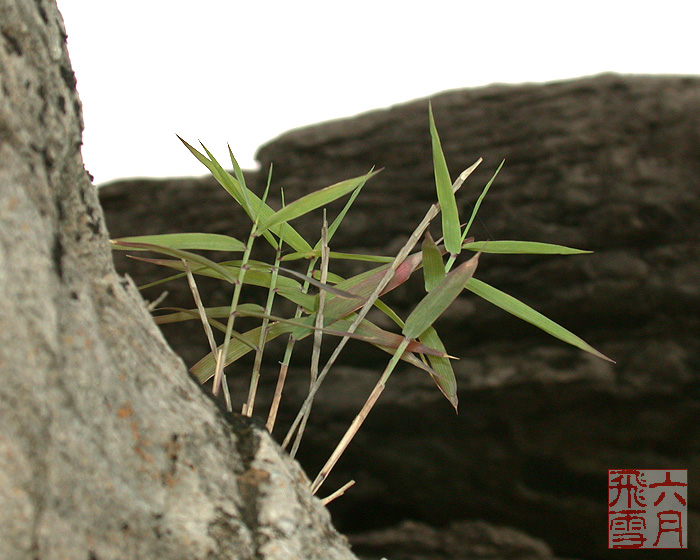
[111,104,612,502]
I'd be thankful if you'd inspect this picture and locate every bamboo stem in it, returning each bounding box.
[320,480,355,506]
[310,338,410,494]
[291,214,329,458]
[311,381,385,494]
[268,257,318,435]
[283,194,442,450]
[265,362,288,433]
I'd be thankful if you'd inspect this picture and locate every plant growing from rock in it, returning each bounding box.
[111,104,612,502]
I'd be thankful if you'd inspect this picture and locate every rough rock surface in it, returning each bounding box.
[0,1,358,559]
[100,73,700,560]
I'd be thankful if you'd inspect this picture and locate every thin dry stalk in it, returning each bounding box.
[243,243,283,417]
[320,480,355,506]
[146,290,169,311]
[265,362,288,433]
[183,260,218,355]
[212,345,225,397]
[221,357,232,412]
[214,348,231,412]
[290,214,330,458]
[283,191,447,451]
[310,372,389,494]
[268,257,319,435]
[284,161,482,450]
[183,259,233,411]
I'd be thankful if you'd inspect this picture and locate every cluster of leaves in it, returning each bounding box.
[111,105,611,501]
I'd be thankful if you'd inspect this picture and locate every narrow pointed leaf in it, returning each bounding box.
[403,252,480,339]
[323,173,370,245]
[112,233,245,252]
[463,240,592,255]
[153,306,227,325]
[282,250,394,264]
[127,256,301,291]
[324,317,445,376]
[231,309,450,358]
[462,159,504,241]
[419,326,458,411]
[133,269,187,291]
[422,231,446,292]
[274,287,318,311]
[373,299,405,329]
[429,103,461,256]
[323,251,426,323]
[152,307,258,350]
[199,142,281,250]
[128,255,317,311]
[155,304,265,324]
[258,170,380,235]
[177,137,312,253]
[465,277,614,362]
[112,241,237,282]
[190,314,441,384]
[275,266,361,299]
[190,322,295,383]
[178,135,246,206]
[228,144,252,212]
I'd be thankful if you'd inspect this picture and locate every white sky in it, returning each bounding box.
[58,1,698,185]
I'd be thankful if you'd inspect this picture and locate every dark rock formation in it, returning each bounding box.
[100,73,700,559]
[349,519,564,560]
[0,1,357,559]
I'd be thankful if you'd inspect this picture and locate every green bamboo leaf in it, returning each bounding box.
[320,317,445,376]
[177,137,312,253]
[373,299,405,329]
[191,322,295,383]
[154,304,264,324]
[313,270,345,285]
[130,256,299,290]
[323,171,371,245]
[257,169,380,235]
[275,287,317,311]
[281,250,393,264]
[462,160,504,241]
[111,241,237,283]
[231,308,450,358]
[152,307,259,351]
[190,313,440,383]
[199,142,280,250]
[153,306,228,324]
[112,233,245,253]
[178,135,246,207]
[323,251,426,323]
[422,231,446,292]
[419,326,458,411]
[463,240,592,255]
[134,269,187,291]
[275,266,362,299]
[429,103,461,256]
[182,138,278,249]
[403,252,480,340]
[228,144,252,212]
[127,255,317,311]
[465,277,614,362]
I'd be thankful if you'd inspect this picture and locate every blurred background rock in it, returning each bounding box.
[101,73,700,560]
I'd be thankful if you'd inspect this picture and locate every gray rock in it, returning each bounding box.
[100,74,700,560]
[0,1,357,559]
